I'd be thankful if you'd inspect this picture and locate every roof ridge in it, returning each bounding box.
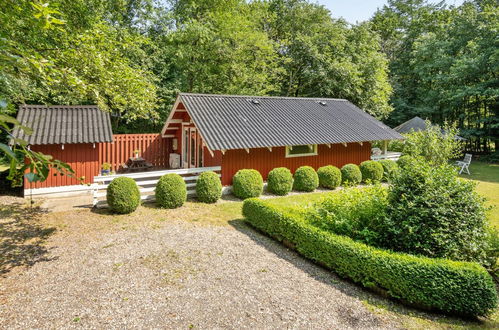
[179,92,348,102]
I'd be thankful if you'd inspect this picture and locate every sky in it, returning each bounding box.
[317,0,466,23]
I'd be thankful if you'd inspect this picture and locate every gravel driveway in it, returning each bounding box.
[0,200,400,329]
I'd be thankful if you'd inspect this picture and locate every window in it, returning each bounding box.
[285,144,318,158]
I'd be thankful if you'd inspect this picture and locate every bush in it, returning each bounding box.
[396,155,414,169]
[196,171,222,203]
[341,164,362,186]
[267,167,293,196]
[293,166,319,192]
[243,198,498,317]
[376,158,489,263]
[106,177,140,214]
[317,165,341,189]
[378,159,398,181]
[359,160,383,183]
[310,185,388,245]
[232,169,263,199]
[155,174,187,208]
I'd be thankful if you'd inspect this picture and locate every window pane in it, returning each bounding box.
[288,145,314,155]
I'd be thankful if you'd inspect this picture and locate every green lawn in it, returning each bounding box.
[459,161,499,227]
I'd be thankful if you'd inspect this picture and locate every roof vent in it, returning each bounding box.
[318,101,327,106]
[248,99,260,105]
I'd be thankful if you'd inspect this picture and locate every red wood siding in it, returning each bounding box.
[220,143,371,185]
[98,134,171,172]
[24,134,171,189]
[25,143,99,189]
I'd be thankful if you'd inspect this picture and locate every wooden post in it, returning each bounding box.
[383,140,388,155]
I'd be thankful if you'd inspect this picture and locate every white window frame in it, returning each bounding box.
[285,144,318,158]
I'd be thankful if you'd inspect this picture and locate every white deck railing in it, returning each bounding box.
[371,152,402,161]
[92,166,221,206]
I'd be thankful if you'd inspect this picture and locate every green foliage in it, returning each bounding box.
[371,0,498,153]
[396,155,414,169]
[378,159,398,181]
[310,185,388,244]
[401,121,463,166]
[376,158,489,263]
[195,171,222,203]
[155,174,187,209]
[359,160,383,183]
[106,177,140,214]
[292,166,318,192]
[267,167,293,196]
[232,169,263,199]
[341,164,362,186]
[243,198,498,317]
[317,165,341,189]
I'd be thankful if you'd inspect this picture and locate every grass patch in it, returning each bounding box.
[459,161,499,227]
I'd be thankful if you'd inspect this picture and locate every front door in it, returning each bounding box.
[182,127,203,168]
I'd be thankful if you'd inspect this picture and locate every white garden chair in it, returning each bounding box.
[456,153,472,175]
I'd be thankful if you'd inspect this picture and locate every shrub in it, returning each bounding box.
[293,166,319,192]
[107,177,140,214]
[243,198,498,317]
[196,171,222,203]
[378,159,398,181]
[341,164,362,186]
[401,120,463,166]
[232,169,263,199]
[317,165,341,189]
[359,160,383,183]
[267,167,293,196]
[155,174,186,208]
[310,185,388,245]
[396,155,414,169]
[376,158,489,263]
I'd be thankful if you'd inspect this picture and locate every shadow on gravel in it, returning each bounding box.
[0,203,56,276]
[229,218,493,328]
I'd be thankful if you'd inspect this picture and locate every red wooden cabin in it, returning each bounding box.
[161,93,403,186]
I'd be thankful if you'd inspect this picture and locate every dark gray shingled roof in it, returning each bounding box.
[12,105,113,145]
[177,93,403,151]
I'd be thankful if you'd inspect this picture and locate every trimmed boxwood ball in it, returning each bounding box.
[196,171,222,203]
[293,166,319,192]
[155,173,187,208]
[317,165,341,189]
[397,155,414,169]
[341,164,362,186]
[232,169,263,199]
[107,177,140,214]
[379,159,399,181]
[267,167,293,196]
[360,160,384,183]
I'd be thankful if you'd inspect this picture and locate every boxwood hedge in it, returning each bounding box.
[317,165,341,189]
[232,169,263,199]
[293,166,319,192]
[267,167,293,196]
[378,159,398,181]
[106,177,141,214]
[155,173,187,208]
[196,171,222,203]
[242,198,497,317]
[341,164,362,186]
[360,160,384,183]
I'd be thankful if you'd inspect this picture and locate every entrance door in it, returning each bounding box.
[182,127,203,168]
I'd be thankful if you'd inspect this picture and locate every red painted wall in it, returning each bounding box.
[220,143,371,185]
[25,143,99,189]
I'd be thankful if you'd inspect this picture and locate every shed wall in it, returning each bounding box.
[220,143,371,185]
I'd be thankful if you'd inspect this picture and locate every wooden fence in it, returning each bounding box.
[98,134,172,172]
[24,134,172,192]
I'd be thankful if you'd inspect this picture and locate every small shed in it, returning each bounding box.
[161,93,404,185]
[13,104,113,190]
